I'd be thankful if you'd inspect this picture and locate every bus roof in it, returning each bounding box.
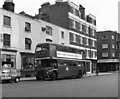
[36,43,85,53]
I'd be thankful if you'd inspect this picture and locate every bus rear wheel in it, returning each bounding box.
[36,77,41,80]
[50,72,57,80]
[77,70,83,78]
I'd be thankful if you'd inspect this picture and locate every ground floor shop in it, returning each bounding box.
[97,59,119,72]
[1,49,98,77]
[1,49,17,68]
[20,52,35,77]
[97,63,119,72]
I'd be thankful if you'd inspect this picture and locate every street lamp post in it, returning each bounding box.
[0,48,2,70]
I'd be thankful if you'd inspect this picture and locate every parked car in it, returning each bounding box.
[1,67,21,83]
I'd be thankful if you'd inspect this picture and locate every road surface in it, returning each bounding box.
[2,73,118,97]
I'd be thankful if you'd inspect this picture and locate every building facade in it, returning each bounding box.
[97,31,120,72]
[0,0,69,77]
[0,0,97,77]
[35,0,97,73]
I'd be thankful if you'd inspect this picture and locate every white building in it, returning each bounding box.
[0,1,69,77]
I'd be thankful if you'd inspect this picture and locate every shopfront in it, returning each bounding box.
[1,49,17,68]
[20,52,35,77]
[97,59,119,72]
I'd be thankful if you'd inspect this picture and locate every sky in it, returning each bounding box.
[0,0,119,32]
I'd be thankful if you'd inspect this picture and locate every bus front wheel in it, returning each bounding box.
[50,72,57,80]
[77,70,83,78]
[36,77,41,80]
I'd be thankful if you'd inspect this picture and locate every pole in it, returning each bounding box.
[0,48,1,70]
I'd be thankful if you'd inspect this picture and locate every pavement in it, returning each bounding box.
[20,71,118,81]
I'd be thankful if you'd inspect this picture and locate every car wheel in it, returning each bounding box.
[50,72,57,81]
[15,77,20,83]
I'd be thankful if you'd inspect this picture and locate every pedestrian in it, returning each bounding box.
[96,65,99,76]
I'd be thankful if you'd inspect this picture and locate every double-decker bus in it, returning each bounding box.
[34,43,90,80]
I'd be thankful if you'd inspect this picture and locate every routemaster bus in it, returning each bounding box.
[34,43,90,80]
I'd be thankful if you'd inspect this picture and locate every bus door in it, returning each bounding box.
[57,60,69,78]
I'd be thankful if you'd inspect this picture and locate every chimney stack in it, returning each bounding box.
[79,5,85,20]
[3,0,15,12]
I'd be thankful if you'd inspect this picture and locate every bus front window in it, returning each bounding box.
[41,59,51,67]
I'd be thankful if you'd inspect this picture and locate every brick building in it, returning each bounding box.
[97,31,120,72]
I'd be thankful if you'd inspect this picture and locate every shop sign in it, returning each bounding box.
[97,59,119,63]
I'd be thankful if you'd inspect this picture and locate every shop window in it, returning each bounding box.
[25,38,32,50]
[25,22,31,32]
[2,54,16,68]
[3,15,11,27]
[3,34,10,47]
[22,56,34,70]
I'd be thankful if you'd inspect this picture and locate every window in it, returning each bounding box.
[80,36,83,44]
[82,24,86,33]
[102,52,108,57]
[2,54,16,68]
[3,16,11,26]
[75,35,80,44]
[3,34,10,47]
[75,21,80,31]
[61,31,64,38]
[46,26,52,35]
[22,56,34,70]
[86,38,89,45]
[69,6,74,14]
[86,26,88,34]
[83,37,86,45]
[75,9,79,17]
[69,32,74,42]
[89,27,92,36]
[102,44,108,49]
[69,18,74,28]
[25,38,32,50]
[25,22,31,32]
[112,52,115,57]
[112,44,115,48]
[92,40,95,47]
[102,35,108,40]
[112,35,115,40]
